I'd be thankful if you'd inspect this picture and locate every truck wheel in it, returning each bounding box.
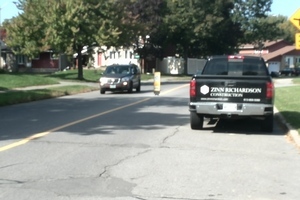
[100,89,105,94]
[261,115,273,132]
[190,112,204,130]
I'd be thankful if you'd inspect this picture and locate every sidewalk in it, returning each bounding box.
[11,81,99,91]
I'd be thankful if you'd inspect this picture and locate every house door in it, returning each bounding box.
[285,56,294,68]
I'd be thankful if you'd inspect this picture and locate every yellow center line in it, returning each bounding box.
[0,98,150,152]
[0,83,189,152]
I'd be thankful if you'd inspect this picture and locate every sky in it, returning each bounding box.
[1,0,300,23]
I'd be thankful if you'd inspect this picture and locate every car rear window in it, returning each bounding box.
[201,57,268,76]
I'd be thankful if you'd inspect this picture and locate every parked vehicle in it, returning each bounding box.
[280,67,299,76]
[99,64,141,94]
[270,71,280,77]
[294,67,300,76]
[189,55,274,132]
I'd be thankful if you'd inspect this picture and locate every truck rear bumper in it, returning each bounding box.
[189,102,273,117]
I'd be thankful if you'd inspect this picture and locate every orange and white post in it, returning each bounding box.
[153,71,161,95]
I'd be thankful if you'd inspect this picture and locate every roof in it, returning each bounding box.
[239,39,298,61]
[262,46,295,61]
[239,39,286,49]
[264,39,285,47]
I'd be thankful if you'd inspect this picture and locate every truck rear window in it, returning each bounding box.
[201,57,268,76]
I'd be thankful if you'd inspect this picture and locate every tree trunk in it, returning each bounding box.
[183,46,189,75]
[77,47,84,80]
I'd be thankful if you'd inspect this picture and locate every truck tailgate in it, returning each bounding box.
[194,76,272,104]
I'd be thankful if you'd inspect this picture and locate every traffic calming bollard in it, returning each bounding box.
[154,72,161,95]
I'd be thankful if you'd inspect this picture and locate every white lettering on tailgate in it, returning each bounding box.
[201,85,262,99]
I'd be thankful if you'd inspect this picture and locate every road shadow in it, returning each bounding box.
[201,117,286,136]
[0,93,287,142]
[0,96,189,141]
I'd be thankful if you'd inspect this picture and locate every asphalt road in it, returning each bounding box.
[0,81,300,200]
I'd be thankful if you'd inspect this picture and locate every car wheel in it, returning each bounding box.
[127,82,133,93]
[261,114,273,132]
[100,89,105,94]
[190,112,204,130]
[136,81,141,92]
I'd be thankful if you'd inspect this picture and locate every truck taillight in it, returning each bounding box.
[228,55,244,60]
[266,82,274,99]
[190,79,196,97]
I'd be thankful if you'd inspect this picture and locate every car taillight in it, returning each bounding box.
[190,79,196,97]
[266,82,274,99]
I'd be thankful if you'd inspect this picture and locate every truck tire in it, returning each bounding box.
[190,112,204,130]
[100,89,105,94]
[261,115,273,132]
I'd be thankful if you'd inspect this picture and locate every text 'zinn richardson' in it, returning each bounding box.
[210,87,262,94]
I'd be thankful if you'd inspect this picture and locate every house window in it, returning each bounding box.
[125,50,134,59]
[130,51,134,59]
[17,55,26,64]
[110,51,116,59]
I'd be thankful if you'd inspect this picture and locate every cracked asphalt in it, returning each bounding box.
[1,81,300,200]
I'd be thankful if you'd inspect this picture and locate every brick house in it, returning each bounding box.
[239,39,300,73]
[0,28,68,73]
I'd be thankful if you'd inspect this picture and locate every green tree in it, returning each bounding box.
[231,0,273,46]
[273,15,298,43]
[5,0,285,76]
[127,0,167,63]
[160,0,240,58]
[6,0,137,79]
[5,0,48,58]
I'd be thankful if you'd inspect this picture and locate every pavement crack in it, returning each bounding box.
[99,149,152,178]
[161,126,180,147]
[0,178,25,185]
[0,163,22,169]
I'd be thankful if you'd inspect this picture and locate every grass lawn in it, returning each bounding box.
[0,74,59,90]
[0,69,158,90]
[0,70,103,106]
[0,85,97,106]
[0,69,183,106]
[275,78,300,134]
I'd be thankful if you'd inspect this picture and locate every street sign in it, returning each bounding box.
[290,9,300,49]
[290,8,300,30]
[296,33,300,50]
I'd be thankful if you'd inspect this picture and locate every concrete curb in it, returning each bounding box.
[274,107,300,148]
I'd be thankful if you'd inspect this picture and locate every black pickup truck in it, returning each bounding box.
[189,55,274,132]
